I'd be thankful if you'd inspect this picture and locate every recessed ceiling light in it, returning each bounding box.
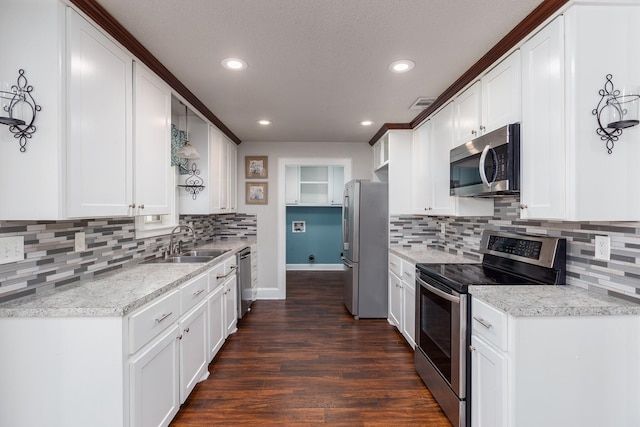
[257,120,271,126]
[359,120,374,126]
[388,59,415,73]
[221,58,247,70]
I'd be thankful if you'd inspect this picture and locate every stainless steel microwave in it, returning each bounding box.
[450,123,520,197]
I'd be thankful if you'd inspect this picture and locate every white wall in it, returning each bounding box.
[236,141,373,299]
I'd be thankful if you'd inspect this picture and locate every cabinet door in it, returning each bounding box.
[412,121,432,213]
[228,141,237,212]
[130,324,180,427]
[179,299,208,403]
[401,279,415,349]
[481,50,521,134]
[428,103,455,215]
[224,275,238,336]
[208,284,226,362]
[520,17,565,220]
[66,8,133,218]
[454,81,482,146]
[330,166,344,205]
[209,126,224,212]
[388,271,402,329]
[285,166,300,205]
[133,62,172,216]
[471,335,508,427]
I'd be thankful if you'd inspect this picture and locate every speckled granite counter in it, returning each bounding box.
[389,246,480,265]
[0,238,255,318]
[470,285,640,317]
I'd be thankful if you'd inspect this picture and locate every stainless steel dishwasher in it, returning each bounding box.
[236,247,252,318]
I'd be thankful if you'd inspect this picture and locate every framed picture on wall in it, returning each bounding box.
[245,156,268,179]
[246,182,268,204]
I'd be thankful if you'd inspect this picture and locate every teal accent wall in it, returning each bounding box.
[286,206,342,264]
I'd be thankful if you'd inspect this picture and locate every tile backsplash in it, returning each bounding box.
[0,213,257,303]
[391,197,640,302]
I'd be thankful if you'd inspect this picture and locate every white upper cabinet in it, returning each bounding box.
[285,165,344,206]
[424,103,494,217]
[133,62,172,216]
[412,120,432,214]
[520,4,640,221]
[453,51,521,148]
[454,81,482,146]
[373,134,390,170]
[481,50,521,134]
[66,7,134,218]
[520,16,565,220]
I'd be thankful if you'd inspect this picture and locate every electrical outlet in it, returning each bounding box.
[441,223,446,234]
[0,236,24,265]
[74,232,86,252]
[595,235,610,261]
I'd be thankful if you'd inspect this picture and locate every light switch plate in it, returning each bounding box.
[0,236,25,265]
[75,232,86,252]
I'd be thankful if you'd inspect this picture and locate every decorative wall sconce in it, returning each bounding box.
[177,162,205,200]
[592,74,640,154]
[0,69,41,152]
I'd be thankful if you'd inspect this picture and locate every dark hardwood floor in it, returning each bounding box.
[171,271,451,426]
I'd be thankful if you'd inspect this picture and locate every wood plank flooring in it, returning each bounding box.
[171,271,451,426]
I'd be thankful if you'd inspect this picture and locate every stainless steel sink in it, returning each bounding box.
[181,249,229,258]
[161,255,214,263]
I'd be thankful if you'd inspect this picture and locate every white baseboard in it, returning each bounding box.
[286,264,343,271]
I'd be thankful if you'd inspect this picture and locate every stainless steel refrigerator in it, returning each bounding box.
[341,179,388,318]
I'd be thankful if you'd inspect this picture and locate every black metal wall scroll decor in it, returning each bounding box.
[0,69,41,152]
[592,74,640,154]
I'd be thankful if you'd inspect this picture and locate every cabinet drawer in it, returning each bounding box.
[401,260,415,285]
[389,253,401,277]
[129,289,180,354]
[208,262,225,292]
[223,256,237,275]
[471,297,508,351]
[181,273,208,314]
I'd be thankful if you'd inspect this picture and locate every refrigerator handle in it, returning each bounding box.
[342,194,349,251]
[341,257,353,268]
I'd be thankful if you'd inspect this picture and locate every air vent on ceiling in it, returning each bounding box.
[409,96,437,110]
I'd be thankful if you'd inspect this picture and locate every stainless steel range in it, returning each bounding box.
[414,230,566,427]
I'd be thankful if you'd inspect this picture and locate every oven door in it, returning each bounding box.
[415,273,467,398]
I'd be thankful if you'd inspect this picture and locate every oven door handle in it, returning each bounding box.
[416,276,460,304]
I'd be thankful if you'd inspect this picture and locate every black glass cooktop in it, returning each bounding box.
[416,263,548,293]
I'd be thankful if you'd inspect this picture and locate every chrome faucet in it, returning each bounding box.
[169,225,196,256]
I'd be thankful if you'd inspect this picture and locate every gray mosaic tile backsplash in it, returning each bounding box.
[391,196,640,302]
[0,213,257,303]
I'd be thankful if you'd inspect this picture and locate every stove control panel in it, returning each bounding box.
[486,235,542,260]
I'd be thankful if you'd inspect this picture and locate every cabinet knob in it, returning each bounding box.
[480,125,486,131]
[177,334,183,340]
[471,130,477,136]
[139,204,144,210]
[184,327,190,333]
[129,203,136,209]
[469,345,475,352]
[519,204,528,210]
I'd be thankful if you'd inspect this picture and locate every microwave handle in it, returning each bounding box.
[479,145,497,188]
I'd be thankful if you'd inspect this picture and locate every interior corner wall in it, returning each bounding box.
[236,141,373,299]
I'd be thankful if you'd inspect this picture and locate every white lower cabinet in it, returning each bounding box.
[470,297,640,427]
[224,274,238,336]
[207,282,226,360]
[470,334,507,427]
[388,253,415,349]
[400,260,416,349]
[129,324,181,427]
[178,299,209,403]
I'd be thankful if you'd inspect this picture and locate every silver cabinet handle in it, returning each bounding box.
[184,327,190,333]
[473,316,493,329]
[139,204,144,210]
[469,345,476,352]
[193,289,205,296]
[519,204,528,210]
[471,129,477,136]
[390,262,397,267]
[480,125,486,131]
[216,266,237,279]
[155,312,172,323]
[128,203,136,208]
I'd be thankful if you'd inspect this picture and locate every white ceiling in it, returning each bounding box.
[95,0,544,143]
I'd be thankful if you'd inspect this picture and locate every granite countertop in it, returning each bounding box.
[389,246,481,265]
[0,238,255,318]
[470,285,640,317]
